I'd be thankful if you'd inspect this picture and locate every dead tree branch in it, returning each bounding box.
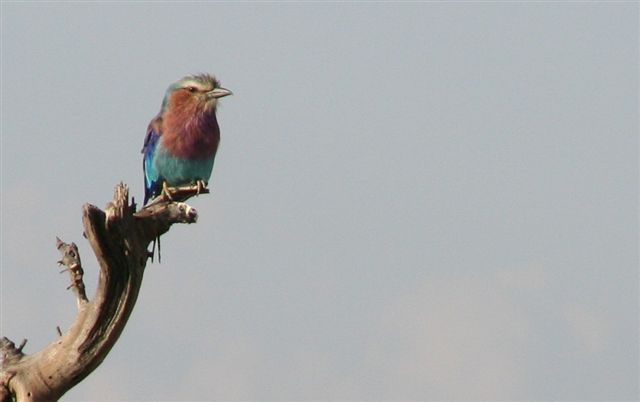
[1,183,200,402]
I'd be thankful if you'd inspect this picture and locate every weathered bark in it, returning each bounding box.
[0,183,201,401]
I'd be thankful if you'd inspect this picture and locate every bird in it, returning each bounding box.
[141,73,232,205]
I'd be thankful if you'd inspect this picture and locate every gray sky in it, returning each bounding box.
[1,2,638,401]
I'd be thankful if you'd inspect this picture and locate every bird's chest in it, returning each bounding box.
[160,126,219,159]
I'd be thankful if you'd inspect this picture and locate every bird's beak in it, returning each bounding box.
[207,87,233,99]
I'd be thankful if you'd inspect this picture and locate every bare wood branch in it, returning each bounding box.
[56,238,88,308]
[0,182,201,401]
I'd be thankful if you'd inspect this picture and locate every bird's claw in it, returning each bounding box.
[195,179,207,195]
[161,181,174,202]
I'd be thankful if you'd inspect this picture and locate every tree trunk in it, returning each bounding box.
[0,183,202,401]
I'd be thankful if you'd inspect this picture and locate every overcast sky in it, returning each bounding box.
[1,2,638,401]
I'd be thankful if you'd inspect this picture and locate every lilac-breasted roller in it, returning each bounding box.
[142,74,232,205]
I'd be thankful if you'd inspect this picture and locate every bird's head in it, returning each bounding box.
[161,73,232,113]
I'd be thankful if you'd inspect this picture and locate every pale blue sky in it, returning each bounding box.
[1,2,638,401]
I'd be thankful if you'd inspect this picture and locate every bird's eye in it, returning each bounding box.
[187,86,197,93]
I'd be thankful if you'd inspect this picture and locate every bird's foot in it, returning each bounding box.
[195,179,208,195]
[161,182,174,202]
